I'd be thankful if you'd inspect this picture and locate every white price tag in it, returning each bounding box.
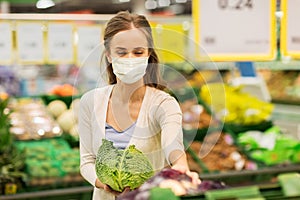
[193,0,276,61]
[0,22,13,65]
[281,0,300,59]
[16,22,45,64]
[76,25,102,66]
[47,23,74,64]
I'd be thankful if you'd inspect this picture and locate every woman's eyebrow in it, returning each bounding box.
[115,47,146,50]
[115,47,127,50]
[134,47,146,50]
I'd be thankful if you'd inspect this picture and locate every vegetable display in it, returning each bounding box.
[95,139,154,192]
[237,126,300,165]
[118,168,227,200]
[187,132,257,173]
[200,83,274,125]
[15,138,80,178]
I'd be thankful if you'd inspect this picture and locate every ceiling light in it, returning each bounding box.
[157,0,170,7]
[112,0,130,3]
[36,0,55,9]
[175,0,187,3]
[145,0,157,10]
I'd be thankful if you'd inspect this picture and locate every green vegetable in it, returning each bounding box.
[149,187,180,200]
[205,185,262,200]
[278,173,300,197]
[95,139,154,192]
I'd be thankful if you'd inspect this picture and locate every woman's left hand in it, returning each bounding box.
[171,164,201,185]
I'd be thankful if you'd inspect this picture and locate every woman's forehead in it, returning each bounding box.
[110,28,148,49]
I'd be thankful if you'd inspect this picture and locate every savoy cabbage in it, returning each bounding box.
[96,139,154,192]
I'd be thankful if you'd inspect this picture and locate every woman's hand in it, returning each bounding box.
[171,164,201,185]
[96,178,131,196]
[103,185,131,196]
[169,150,201,185]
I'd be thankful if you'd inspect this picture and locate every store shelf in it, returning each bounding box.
[200,164,300,185]
[2,167,299,200]
[0,13,113,21]
[255,61,300,70]
[181,183,300,200]
[0,186,93,200]
[181,61,300,71]
[272,104,300,121]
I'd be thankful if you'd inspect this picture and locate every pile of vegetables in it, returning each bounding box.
[96,139,154,192]
[15,138,80,179]
[187,131,257,173]
[118,168,227,200]
[237,126,300,165]
[9,99,62,140]
[46,99,80,141]
[49,84,78,97]
[0,97,26,194]
[200,83,274,125]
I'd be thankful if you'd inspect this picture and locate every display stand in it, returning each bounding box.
[0,186,93,200]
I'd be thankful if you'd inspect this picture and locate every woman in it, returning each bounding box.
[78,11,200,200]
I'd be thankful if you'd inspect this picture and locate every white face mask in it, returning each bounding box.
[112,57,149,84]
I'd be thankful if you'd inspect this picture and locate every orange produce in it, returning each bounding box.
[50,84,78,96]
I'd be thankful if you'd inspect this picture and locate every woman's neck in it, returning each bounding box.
[112,82,146,103]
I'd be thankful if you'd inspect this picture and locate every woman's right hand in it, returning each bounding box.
[96,178,130,196]
[103,185,131,196]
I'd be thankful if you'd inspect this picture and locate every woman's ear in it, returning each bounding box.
[105,52,112,63]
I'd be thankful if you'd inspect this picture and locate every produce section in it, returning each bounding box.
[1,67,300,199]
[0,4,300,199]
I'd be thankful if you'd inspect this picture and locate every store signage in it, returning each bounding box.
[151,23,186,63]
[280,0,300,59]
[76,25,102,66]
[192,0,277,61]
[47,23,74,64]
[16,22,45,64]
[0,22,13,65]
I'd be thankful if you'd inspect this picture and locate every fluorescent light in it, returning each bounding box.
[157,0,170,7]
[175,0,187,3]
[145,0,157,10]
[36,0,55,9]
[112,0,130,3]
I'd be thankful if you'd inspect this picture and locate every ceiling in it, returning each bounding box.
[2,0,192,15]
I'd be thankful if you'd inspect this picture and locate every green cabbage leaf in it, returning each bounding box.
[96,139,154,192]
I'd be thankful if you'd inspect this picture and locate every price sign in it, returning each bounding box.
[281,0,300,59]
[0,22,13,65]
[151,23,186,63]
[76,25,102,66]
[16,22,45,64]
[193,0,276,61]
[47,23,74,64]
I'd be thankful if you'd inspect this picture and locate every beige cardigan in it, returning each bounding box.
[78,85,184,200]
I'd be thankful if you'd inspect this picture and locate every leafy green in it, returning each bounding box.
[150,187,180,200]
[96,139,154,192]
[0,98,27,187]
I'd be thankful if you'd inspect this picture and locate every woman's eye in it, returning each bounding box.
[134,51,144,55]
[116,51,127,56]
